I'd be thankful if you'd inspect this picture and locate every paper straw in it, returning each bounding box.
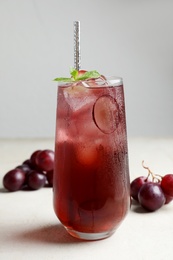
[74,21,81,70]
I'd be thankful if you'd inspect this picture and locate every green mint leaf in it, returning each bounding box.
[53,68,101,82]
[70,67,78,80]
[77,70,101,80]
[53,77,73,82]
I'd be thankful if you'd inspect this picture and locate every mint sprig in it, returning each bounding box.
[54,67,101,82]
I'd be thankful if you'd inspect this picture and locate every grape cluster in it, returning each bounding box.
[130,161,173,212]
[3,149,54,192]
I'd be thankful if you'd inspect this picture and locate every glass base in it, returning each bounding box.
[65,227,115,241]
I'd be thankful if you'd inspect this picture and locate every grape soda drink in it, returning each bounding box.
[53,71,130,240]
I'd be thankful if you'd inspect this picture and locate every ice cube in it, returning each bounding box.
[76,142,99,167]
[63,82,96,112]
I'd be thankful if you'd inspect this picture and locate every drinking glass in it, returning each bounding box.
[53,77,130,240]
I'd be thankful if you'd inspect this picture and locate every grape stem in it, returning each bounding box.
[142,160,162,182]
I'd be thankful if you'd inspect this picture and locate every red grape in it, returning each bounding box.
[2,148,54,192]
[77,70,87,77]
[130,176,149,201]
[22,159,33,167]
[3,169,26,191]
[35,149,54,172]
[16,164,32,186]
[138,183,166,211]
[156,181,173,204]
[30,150,42,168]
[16,164,31,174]
[161,174,173,197]
[46,170,53,187]
[164,193,173,204]
[27,170,46,190]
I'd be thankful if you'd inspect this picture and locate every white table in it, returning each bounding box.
[1,138,173,260]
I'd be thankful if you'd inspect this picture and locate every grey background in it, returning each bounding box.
[0,0,173,138]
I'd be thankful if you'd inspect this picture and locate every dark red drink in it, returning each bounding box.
[53,77,130,240]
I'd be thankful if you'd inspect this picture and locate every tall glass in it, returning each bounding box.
[53,77,130,240]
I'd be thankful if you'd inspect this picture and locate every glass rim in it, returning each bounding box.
[57,76,123,87]
[105,76,123,86]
